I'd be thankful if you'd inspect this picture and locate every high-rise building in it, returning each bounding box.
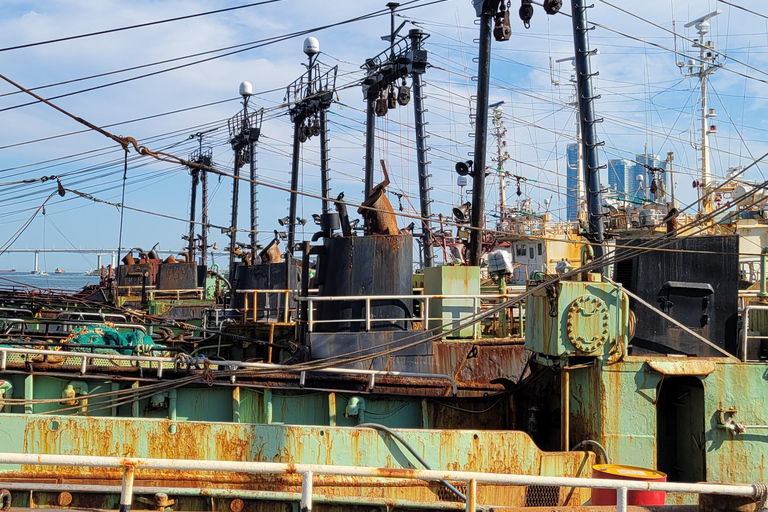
[607,158,632,200]
[565,143,579,221]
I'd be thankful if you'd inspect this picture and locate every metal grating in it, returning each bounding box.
[436,482,466,502]
[524,485,560,507]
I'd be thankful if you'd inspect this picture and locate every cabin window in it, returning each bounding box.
[516,245,527,257]
[537,243,542,256]
[529,247,534,259]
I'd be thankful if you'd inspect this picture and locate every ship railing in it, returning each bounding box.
[116,286,204,301]
[0,453,762,512]
[298,293,521,337]
[0,347,456,393]
[0,318,147,337]
[236,289,296,325]
[740,303,768,361]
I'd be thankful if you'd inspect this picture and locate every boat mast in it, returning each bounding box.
[680,10,721,215]
[570,0,604,249]
[468,0,498,266]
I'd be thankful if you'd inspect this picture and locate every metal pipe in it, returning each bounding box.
[759,247,768,299]
[617,486,628,512]
[301,471,313,512]
[0,346,456,395]
[168,389,177,434]
[201,165,209,266]
[188,170,198,262]
[410,28,434,268]
[0,453,760,499]
[319,110,331,213]
[570,439,610,464]
[0,482,468,511]
[561,370,569,451]
[23,375,32,415]
[468,6,494,267]
[571,0,604,248]
[364,97,376,198]
[287,122,301,256]
[466,479,476,512]
[228,160,240,287]
[119,465,134,512]
[359,423,465,501]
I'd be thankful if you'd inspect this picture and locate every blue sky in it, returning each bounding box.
[1,0,767,271]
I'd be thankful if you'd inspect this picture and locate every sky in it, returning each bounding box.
[1,0,767,272]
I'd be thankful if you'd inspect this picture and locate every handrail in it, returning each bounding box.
[0,346,456,394]
[0,453,762,512]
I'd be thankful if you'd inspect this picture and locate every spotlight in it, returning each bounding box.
[296,217,308,226]
[349,219,361,229]
[276,231,287,240]
[453,202,472,223]
[455,160,473,176]
[312,214,322,225]
[278,216,291,226]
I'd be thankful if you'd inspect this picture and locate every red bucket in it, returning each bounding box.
[591,464,667,506]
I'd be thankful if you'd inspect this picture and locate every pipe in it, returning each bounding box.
[119,465,134,512]
[0,482,469,511]
[168,389,177,434]
[359,423,466,502]
[0,380,12,413]
[570,439,610,464]
[760,247,768,299]
[0,452,760,499]
[287,123,301,257]
[301,471,313,512]
[561,371,569,451]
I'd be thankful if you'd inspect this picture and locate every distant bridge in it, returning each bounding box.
[3,248,229,271]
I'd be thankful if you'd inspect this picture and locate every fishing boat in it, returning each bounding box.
[54,268,65,274]
[1,2,767,511]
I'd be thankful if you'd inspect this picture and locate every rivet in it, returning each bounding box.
[230,499,245,512]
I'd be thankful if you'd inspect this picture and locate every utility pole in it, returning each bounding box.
[571,0,604,250]
[680,10,722,215]
[285,37,338,256]
[360,5,432,263]
[188,130,215,266]
[227,82,263,281]
[490,102,509,231]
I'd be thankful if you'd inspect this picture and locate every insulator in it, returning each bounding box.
[298,124,308,143]
[311,117,321,137]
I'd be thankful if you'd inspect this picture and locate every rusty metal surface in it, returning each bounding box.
[0,416,595,507]
[156,263,198,291]
[646,359,716,376]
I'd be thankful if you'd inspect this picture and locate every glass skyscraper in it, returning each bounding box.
[608,158,632,200]
[565,143,579,221]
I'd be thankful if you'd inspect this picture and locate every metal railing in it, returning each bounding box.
[741,303,768,361]
[236,289,295,324]
[0,346,456,393]
[116,286,204,300]
[298,293,517,337]
[0,318,147,337]
[0,453,762,512]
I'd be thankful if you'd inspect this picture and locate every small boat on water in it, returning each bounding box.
[0,269,16,273]
[30,270,47,275]
[55,268,65,274]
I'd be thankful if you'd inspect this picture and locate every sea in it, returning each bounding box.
[0,272,100,292]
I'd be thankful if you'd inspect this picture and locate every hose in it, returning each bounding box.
[570,439,610,464]
[359,423,466,501]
